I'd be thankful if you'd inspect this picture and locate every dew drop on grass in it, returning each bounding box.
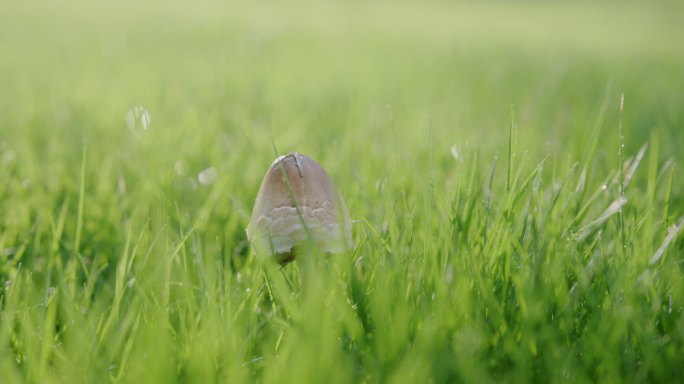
[126,106,151,131]
[198,166,217,185]
[601,184,607,191]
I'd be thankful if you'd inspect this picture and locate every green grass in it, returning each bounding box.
[1,1,684,382]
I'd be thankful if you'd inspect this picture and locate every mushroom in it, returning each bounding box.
[246,152,352,264]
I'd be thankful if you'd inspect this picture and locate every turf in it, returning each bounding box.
[1,1,683,382]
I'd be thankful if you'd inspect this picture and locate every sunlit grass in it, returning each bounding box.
[1,1,683,382]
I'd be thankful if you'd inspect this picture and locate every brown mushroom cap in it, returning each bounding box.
[246,152,351,262]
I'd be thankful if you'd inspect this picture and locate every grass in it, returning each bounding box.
[1,0,683,382]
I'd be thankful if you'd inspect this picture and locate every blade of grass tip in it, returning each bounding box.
[46,201,69,304]
[570,81,613,227]
[261,267,278,317]
[576,167,587,195]
[459,150,479,233]
[270,137,312,243]
[115,312,142,380]
[174,203,190,275]
[576,196,628,242]
[506,151,531,213]
[486,156,498,209]
[656,159,674,183]
[623,143,648,190]
[359,216,392,255]
[618,94,625,196]
[512,156,548,211]
[69,144,89,296]
[646,132,659,205]
[75,144,86,262]
[617,93,627,256]
[642,133,659,255]
[483,155,498,243]
[162,225,196,309]
[49,200,69,271]
[39,281,58,376]
[168,224,196,264]
[507,104,515,193]
[568,170,616,231]
[429,119,435,187]
[663,164,675,227]
[650,216,684,265]
[583,79,613,167]
[134,218,157,273]
[114,223,134,320]
[426,119,434,266]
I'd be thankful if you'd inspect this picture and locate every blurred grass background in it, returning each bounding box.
[1,0,683,382]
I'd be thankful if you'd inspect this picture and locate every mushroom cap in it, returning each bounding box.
[246,152,351,261]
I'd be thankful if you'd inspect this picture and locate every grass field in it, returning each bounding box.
[1,1,684,382]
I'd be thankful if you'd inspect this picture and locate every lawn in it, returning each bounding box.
[1,1,683,382]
